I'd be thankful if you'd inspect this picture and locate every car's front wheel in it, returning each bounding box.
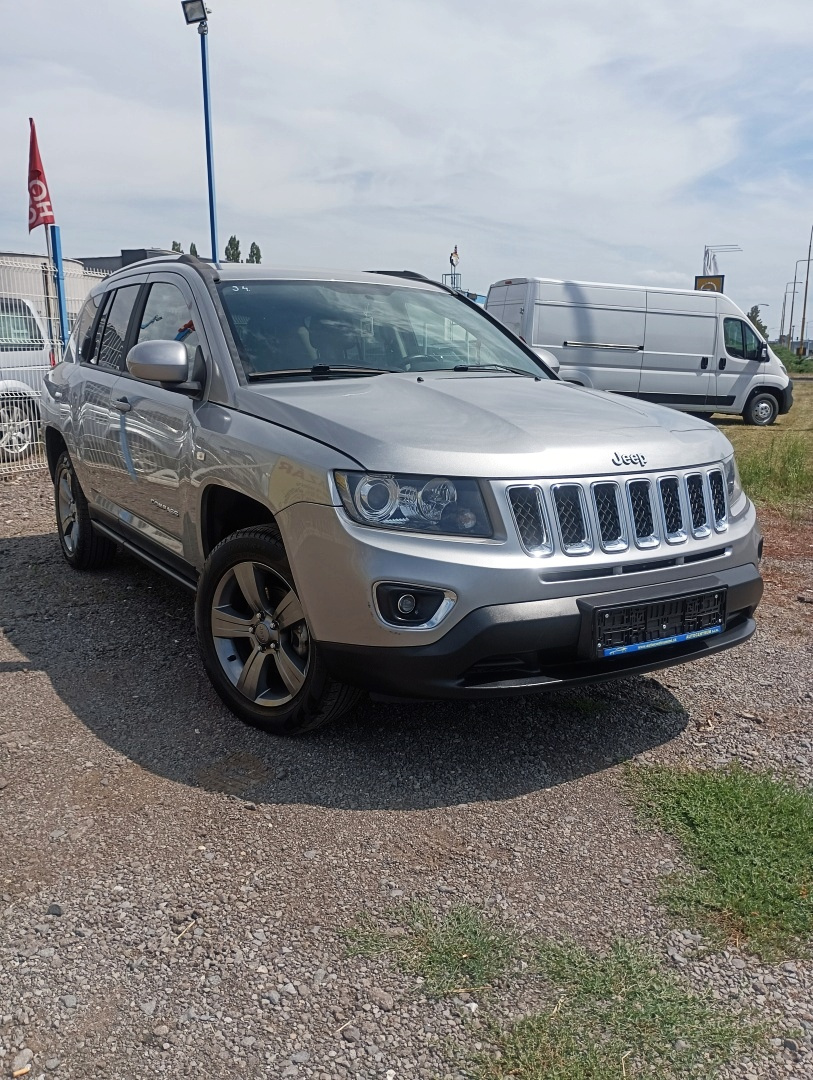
[195,525,361,735]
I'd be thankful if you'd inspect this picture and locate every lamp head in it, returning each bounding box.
[182,0,208,24]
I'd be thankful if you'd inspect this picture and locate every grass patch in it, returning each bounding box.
[344,902,517,997]
[628,766,813,956]
[473,939,759,1079]
[736,432,813,507]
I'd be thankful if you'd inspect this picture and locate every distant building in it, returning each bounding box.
[73,248,172,273]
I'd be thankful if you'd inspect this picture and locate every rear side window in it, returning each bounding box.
[136,282,201,362]
[94,286,142,371]
[0,298,44,351]
[66,294,102,364]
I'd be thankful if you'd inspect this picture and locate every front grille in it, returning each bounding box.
[552,485,590,551]
[628,480,655,542]
[508,486,549,554]
[506,464,728,557]
[593,483,625,548]
[659,477,684,537]
[709,470,727,527]
[686,474,708,533]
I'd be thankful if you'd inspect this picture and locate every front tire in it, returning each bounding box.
[743,392,778,426]
[195,525,361,735]
[54,451,117,570]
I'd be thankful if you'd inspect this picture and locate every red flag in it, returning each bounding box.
[28,118,55,232]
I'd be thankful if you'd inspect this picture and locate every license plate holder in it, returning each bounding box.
[592,588,727,659]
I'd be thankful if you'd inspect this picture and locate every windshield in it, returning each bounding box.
[216,280,553,380]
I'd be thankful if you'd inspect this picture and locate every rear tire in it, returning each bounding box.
[195,525,362,735]
[743,392,778,426]
[54,451,117,570]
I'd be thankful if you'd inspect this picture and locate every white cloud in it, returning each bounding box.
[0,0,811,326]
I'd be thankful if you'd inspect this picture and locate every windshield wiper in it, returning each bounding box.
[248,365,395,381]
[452,363,541,378]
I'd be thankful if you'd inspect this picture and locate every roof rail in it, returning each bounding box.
[367,269,456,295]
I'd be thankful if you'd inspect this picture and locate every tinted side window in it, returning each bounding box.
[0,299,44,351]
[136,282,201,361]
[96,286,141,371]
[723,318,744,359]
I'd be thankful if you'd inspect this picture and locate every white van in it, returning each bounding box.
[485,278,793,426]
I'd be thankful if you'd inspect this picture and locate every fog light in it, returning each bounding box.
[374,582,456,629]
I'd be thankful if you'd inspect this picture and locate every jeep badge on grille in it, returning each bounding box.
[611,452,647,467]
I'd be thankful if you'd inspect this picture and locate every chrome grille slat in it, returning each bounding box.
[592,482,627,551]
[627,479,658,548]
[552,484,591,554]
[708,469,727,530]
[508,486,551,555]
[685,474,710,536]
[658,476,686,543]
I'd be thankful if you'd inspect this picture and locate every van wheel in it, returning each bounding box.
[54,451,117,569]
[743,393,778,426]
[0,395,38,461]
[195,525,362,736]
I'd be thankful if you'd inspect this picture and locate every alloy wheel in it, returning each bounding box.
[56,461,80,555]
[210,560,310,708]
[0,401,35,458]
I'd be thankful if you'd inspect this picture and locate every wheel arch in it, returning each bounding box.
[200,482,277,558]
[45,427,68,480]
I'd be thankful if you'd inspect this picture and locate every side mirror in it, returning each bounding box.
[126,339,189,383]
[758,342,769,362]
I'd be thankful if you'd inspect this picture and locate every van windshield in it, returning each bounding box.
[216,280,553,380]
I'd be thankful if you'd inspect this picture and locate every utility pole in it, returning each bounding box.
[780,281,796,343]
[798,224,813,356]
[787,258,808,350]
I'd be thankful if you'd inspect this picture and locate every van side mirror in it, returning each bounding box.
[759,342,769,362]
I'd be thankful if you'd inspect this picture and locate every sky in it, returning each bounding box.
[1,0,812,336]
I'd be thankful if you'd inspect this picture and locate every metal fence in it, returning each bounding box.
[0,255,107,478]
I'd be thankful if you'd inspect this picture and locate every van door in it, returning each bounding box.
[638,310,716,408]
[532,283,645,392]
[500,283,529,340]
[716,317,763,410]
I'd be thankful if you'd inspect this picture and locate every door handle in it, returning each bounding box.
[112,396,132,413]
[700,357,709,369]
[718,358,727,370]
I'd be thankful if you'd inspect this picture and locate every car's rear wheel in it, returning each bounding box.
[54,450,117,569]
[0,395,38,462]
[743,392,778,426]
[195,525,361,735]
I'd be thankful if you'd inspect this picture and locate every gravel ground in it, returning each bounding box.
[0,473,811,1079]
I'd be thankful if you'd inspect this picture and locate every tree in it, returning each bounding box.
[171,240,183,253]
[224,235,241,263]
[189,242,199,258]
[747,305,768,339]
[247,242,262,265]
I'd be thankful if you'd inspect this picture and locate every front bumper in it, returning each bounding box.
[779,380,794,415]
[318,563,762,699]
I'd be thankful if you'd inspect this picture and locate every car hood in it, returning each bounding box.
[236,372,729,478]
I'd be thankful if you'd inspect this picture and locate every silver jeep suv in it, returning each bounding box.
[41,256,763,735]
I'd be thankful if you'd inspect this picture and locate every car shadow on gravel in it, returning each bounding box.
[0,532,690,811]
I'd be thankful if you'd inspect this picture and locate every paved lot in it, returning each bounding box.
[0,474,811,1079]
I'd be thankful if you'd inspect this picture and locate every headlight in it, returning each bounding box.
[335,471,492,537]
[723,455,743,505]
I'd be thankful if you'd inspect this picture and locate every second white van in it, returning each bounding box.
[485,277,793,426]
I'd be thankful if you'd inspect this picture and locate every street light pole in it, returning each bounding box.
[182,1,219,266]
[786,258,808,350]
[780,282,797,343]
[798,224,813,357]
